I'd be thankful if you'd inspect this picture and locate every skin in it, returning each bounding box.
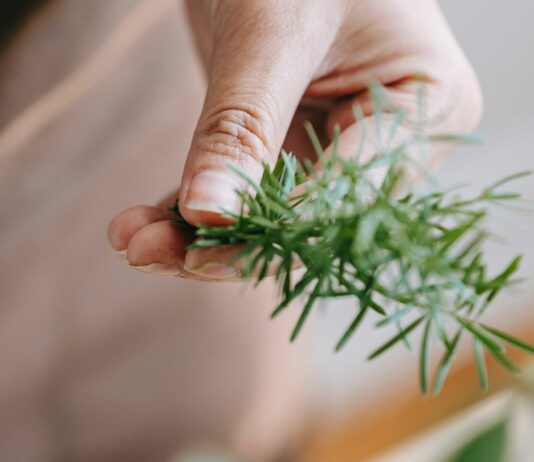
[108,0,482,280]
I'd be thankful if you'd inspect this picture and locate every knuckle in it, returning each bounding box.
[196,107,274,166]
[424,70,483,134]
[385,71,483,134]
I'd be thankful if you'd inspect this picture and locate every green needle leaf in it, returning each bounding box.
[485,256,522,290]
[479,324,534,354]
[474,338,489,392]
[433,331,462,395]
[484,170,532,192]
[336,306,369,352]
[290,283,320,342]
[455,317,506,355]
[375,306,413,328]
[486,347,521,375]
[368,316,425,361]
[420,319,432,395]
[226,162,264,197]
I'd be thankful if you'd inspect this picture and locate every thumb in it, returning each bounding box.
[179,0,345,225]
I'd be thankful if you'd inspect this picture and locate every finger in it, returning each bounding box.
[184,244,244,280]
[114,207,228,281]
[323,80,482,191]
[185,243,304,281]
[108,205,173,253]
[126,220,195,277]
[179,0,346,226]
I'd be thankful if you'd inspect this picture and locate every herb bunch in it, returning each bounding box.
[173,87,533,394]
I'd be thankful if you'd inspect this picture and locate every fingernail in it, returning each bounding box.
[185,262,239,280]
[131,263,182,276]
[114,249,127,257]
[185,170,241,214]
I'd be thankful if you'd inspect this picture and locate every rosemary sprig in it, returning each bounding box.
[172,88,533,394]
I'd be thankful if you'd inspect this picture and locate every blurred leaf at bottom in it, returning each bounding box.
[447,418,508,462]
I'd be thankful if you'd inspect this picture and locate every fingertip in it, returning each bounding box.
[126,220,193,267]
[108,205,172,251]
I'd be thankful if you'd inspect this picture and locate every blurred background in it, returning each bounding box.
[0,1,533,461]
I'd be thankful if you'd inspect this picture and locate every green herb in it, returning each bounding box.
[172,85,533,394]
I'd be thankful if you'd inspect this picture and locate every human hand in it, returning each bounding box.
[108,0,482,280]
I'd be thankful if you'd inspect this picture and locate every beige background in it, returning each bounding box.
[0,2,307,461]
[0,1,533,461]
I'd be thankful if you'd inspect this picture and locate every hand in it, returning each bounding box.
[108,0,482,280]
